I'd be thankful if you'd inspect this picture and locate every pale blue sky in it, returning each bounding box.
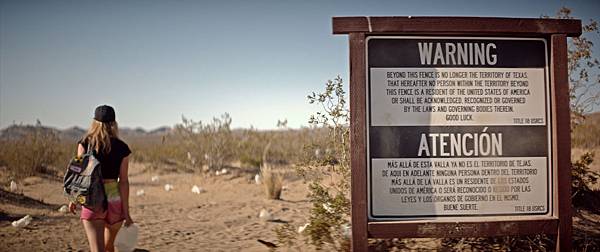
[1,0,599,130]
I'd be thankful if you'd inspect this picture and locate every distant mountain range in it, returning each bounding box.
[0,124,172,142]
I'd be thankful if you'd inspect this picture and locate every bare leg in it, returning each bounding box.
[104,220,123,252]
[82,219,106,252]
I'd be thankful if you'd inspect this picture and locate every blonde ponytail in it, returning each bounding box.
[84,120,119,154]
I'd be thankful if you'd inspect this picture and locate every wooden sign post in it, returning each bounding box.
[333,17,581,251]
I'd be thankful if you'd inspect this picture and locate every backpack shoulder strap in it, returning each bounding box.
[86,143,94,155]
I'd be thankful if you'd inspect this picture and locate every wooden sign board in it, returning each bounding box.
[332,17,581,251]
[368,37,551,219]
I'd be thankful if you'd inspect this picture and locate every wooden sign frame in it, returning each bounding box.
[332,16,581,251]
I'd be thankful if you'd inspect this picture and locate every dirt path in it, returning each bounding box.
[1,163,311,251]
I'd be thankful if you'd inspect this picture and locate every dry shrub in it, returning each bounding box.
[237,127,267,168]
[276,75,351,251]
[440,235,554,251]
[0,121,71,180]
[261,142,284,200]
[127,133,191,172]
[127,113,322,176]
[572,113,600,148]
[261,166,283,200]
[571,152,600,211]
[175,113,234,171]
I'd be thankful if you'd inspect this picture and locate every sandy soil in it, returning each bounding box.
[0,163,311,251]
[2,156,600,251]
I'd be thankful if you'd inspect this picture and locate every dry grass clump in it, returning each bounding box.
[261,165,283,200]
[129,112,329,176]
[0,122,72,181]
[127,134,190,172]
[175,113,235,171]
[261,142,284,200]
[572,113,600,149]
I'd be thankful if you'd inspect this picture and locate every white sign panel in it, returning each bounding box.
[367,37,552,219]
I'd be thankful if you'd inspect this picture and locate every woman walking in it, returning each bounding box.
[68,105,133,252]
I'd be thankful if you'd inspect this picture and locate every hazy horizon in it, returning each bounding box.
[2,0,599,130]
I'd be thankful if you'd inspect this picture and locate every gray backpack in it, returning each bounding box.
[63,144,107,212]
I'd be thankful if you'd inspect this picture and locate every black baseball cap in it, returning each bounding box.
[94,105,116,122]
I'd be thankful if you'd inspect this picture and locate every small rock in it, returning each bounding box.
[12,215,32,228]
[298,223,309,233]
[164,184,173,192]
[254,174,261,184]
[258,209,273,221]
[136,189,145,196]
[151,176,159,182]
[191,185,205,194]
[58,205,68,213]
[9,180,18,192]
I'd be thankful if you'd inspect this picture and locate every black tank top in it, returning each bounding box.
[78,137,131,179]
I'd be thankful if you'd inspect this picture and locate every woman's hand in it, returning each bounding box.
[124,214,134,227]
[68,202,77,215]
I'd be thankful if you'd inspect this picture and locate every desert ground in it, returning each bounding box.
[0,162,312,251]
[1,149,600,251]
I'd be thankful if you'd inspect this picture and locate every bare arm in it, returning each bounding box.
[77,144,85,157]
[119,156,133,226]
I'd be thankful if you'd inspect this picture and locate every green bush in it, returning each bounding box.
[572,152,600,197]
[276,75,351,251]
